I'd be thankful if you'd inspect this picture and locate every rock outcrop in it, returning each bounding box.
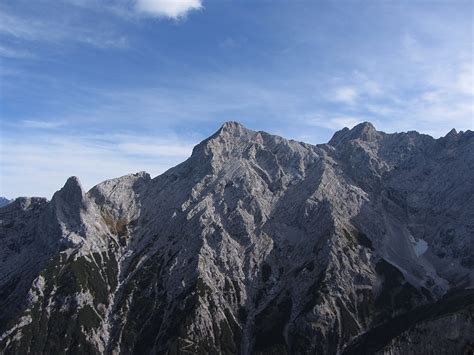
[0,197,11,208]
[0,122,473,354]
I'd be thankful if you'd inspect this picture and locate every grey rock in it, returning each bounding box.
[0,197,11,208]
[0,121,473,354]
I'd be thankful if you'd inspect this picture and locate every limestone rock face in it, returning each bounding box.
[0,122,473,354]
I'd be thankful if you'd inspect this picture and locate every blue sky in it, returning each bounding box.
[1,0,473,198]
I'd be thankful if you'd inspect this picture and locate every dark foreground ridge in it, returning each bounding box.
[0,122,473,354]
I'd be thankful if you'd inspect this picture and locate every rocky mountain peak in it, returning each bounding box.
[328,121,381,147]
[59,176,84,197]
[446,128,458,137]
[213,121,256,142]
[51,176,86,212]
[351,120,377,136]
[220,120,247,133]
[438,128,473,147]
[48,175,93,241]
[1,122,473,355]
[189,121,257,165]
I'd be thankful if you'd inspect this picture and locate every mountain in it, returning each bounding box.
[0,197,12,208]
[0,121,473,354]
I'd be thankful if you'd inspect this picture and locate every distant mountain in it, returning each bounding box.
[0,197,11,208]
[0,122,473,354]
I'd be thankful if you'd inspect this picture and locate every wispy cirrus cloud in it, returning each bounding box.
[0,44,34,59]
[329,73,382,107]
[332,86,358,104]
[307,23,473,137]
[1,0,472,198]
[304,115,362,130]
[0,0,205,63]
[20,120,66,129]
[219,36,246,49]
[0,131,197,198]
[0,9,128,50]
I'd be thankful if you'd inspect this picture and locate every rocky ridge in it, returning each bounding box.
[0,121,473,354]
[0,197,11,208]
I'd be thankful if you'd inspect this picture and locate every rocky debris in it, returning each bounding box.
[0,121,472,354]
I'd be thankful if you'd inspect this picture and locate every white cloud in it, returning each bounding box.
[20,120,65,129]
[333,86,358,104]
[135,0,202,19]
[353,72,382,96]
[118,142,192,157]
[0,132,196,198]
[305,115,361,130]
[0,45,34,59]
[454,62,473,96]
[0,11,128,49]
[396,59,473,135]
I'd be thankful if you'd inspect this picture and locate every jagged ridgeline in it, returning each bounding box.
[1,122,473,354]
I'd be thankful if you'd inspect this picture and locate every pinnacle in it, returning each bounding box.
[62,176,84,193]
[217,121,250,137]
[221,121,245,131]
[52,176,85,205]
[209,121,255,142]
[353,121,376,132]
[445,128,458,137]
[329,121,379,146]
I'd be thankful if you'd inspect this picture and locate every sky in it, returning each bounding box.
[0,0,473,198]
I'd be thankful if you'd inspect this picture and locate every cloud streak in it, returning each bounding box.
[0,44,34,59]
[0,131,197,199]
[0,9,128,49]
[332,86,358,104]
[20,120,65,129]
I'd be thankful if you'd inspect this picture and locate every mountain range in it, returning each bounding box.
[0,121,473,354]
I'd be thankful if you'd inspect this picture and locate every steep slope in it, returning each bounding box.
[0,121,473,354]
[0,197,11,208]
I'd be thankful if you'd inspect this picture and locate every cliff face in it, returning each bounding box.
[0,122,473,354]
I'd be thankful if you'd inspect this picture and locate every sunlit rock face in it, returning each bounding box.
[0,122,473,354]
